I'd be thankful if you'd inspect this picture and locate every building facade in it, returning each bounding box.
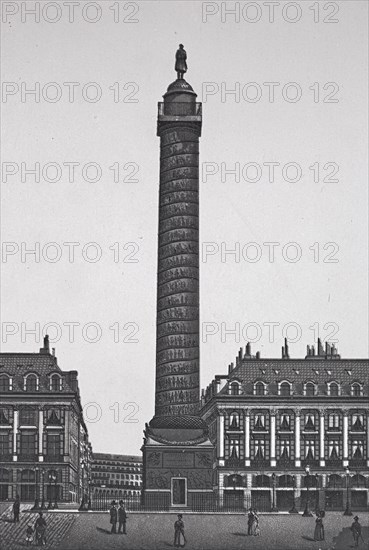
[200,340,369,512]
[91,453,142,501]
[0,336,92,505]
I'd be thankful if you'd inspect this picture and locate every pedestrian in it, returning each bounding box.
[118,500,127,534]
[174,514,186,547]
[13,494,20,523]
[34,512,47,546]
[109,500,117,534]
[350,516,362,547]
[251,508,260,536]
[314,511,324,541]
[247,507,254,535]
[25,523,34,546]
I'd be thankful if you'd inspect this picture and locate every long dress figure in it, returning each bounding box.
[175,45,187,79]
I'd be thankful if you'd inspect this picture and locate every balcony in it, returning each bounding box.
[349,458,366,468]
[0,453,12,462]
[251,458,270,469]
[158,102,202,117]
[225,457,244,468]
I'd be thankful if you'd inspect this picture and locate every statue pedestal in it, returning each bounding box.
[142,416,214,510]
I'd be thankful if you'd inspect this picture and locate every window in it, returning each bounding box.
[230,382,240,396]
[20,432,37,456]
[0,375,11,392]
[351,383,362,397]
[305,382,315,397]
[255,382,265,396]
[229,438,240,459]
[47,434,61,457]
[328,414,340,430]
[229,412,239,429]
[351,440,364,459]
[20,409,37,426]
[280,382,291,397]
[24,374,38,392]
[0,433,11,455]
[253,440,266,460]
[254,414,265,430]
[329,382,339,396]
[304,413,316,431]
[279,439,291,460]
[304,439,315,460]
[50,374,62,391]
[351,414,364,431]
[328,440,340,460]
[280,413,291,430]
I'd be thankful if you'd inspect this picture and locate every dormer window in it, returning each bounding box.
[50,374,62,391]
[24,374,39,392]
[229,381,240,396]
[304,382,316,397]
[328,382,339,397]
[254,381,266,396]
[351,383,362,397]
[279,381,292,397]
[0,374,12,392]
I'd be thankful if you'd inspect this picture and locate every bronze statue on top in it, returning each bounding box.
[175,44,187,79]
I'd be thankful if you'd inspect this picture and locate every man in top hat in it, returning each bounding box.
[109,501,117,534]
[118,500,127,534]
[351,516,362,547]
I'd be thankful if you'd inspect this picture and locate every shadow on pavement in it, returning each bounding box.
[232,532,247,537]
[301,535,315,541]
[96,526,112,535]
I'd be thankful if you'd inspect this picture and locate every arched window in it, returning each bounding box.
[24,374,38,392]
[0,374,11,392]
[305,382,315,397]
[50,374,62,391]
[229,382,240,396]
[279,382,291,397]
[329,382,339,396]
[255,382,266,396]
[351,383,362,397]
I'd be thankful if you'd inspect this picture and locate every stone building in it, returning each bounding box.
[91,453,142,501]
[0,336,92,505]
[200,339,369,512]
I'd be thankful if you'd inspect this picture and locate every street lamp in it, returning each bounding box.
[343,466,352,516]
[79,460,86,510]
[48,473,56,509]
[40,470,45,509]
[53,473,58,509]
[289,475,299,514]
[271,473,278,512]
[302,465,313,517]
[32,467,39,510]
[315,473,320,514]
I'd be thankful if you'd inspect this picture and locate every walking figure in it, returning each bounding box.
[34,512,47,546]
[13,494,20,523]
[351,516,362,547]
[109,501,117,534]
[174,514,186,547]
[25,523,34,546]
[247,508,254,535]
[118,500,127,534]
[314,510,325,541]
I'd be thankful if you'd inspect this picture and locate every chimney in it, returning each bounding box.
[256,351,260,359]
[307,345,311,356]
[311,345,315,356]
[245,342,251,356]
[238,347,243,360]
[325,342,331,356]
[39,334,50,355]
[284,338,289,359]
[318,338,324,355]
[281,346,285,358]
[52,348,56,356]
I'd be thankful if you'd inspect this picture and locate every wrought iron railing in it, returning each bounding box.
[158,102,202,117]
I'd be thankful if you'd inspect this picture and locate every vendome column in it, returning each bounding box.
[142,47,214,509]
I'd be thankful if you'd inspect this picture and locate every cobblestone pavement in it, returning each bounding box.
[0,504,76,550]
[56,512,369,550]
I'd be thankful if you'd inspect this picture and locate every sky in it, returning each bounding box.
[1,0,368,455]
